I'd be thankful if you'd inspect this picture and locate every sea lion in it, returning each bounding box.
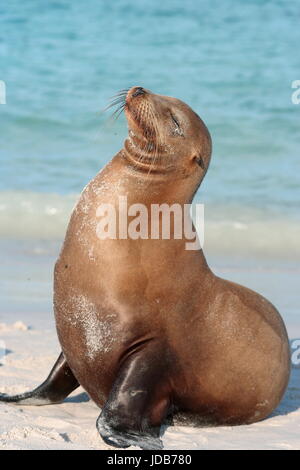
[0,86,290,450]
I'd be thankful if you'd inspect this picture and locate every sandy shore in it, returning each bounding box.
[0,241,299,450]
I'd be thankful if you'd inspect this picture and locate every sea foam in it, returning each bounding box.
[0,190,299,259]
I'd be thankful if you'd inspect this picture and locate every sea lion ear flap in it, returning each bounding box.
[192,154,205,170]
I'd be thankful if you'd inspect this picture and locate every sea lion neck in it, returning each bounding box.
[122,135,177,176]
[108,151,197,207]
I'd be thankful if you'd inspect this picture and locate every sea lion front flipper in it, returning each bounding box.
[96,343,171,450]
[0,352,79,405]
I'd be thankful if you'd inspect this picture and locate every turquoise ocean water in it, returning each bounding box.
[0,0,300,258]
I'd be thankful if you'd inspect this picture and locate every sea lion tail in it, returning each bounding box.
[0,352,79,406]
[0,389,53,405]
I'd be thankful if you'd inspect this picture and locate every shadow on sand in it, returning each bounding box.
[171,367,300,428]
[271,366,300,417]
[63,362,300,426]
[64,392,90,404]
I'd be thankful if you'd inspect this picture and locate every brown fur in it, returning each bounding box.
[54,87,290,425]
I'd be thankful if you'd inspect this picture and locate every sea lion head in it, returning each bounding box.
[122,86,212,182]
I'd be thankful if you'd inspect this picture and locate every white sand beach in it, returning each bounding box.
[0,241,299,450]
[2,0,300,453]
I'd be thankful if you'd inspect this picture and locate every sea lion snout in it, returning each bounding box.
[126,86,147,102]
[131,86,146,97]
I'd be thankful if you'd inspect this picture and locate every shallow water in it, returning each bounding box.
[0,1,299,250]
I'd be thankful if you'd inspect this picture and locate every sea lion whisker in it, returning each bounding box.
[117,88,131,94]
[112,105,126,121]
[104,90,130,113]
[109,96,126,104]
[109,89,130,99]
[105,98,126,111]
[108,94,127,104]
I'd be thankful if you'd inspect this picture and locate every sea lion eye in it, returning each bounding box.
[170,113,183,136]
[193,155,205,169]
[171,113,180,128]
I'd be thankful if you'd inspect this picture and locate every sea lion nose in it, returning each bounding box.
[130,86,146,98]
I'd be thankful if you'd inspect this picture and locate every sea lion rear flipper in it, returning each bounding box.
[96,343,171,450]
[0,352,79,405]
